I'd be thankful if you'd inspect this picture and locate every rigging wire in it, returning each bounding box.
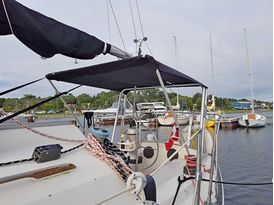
[2,0,14,34]
[0,77,44,97]
[135,0,153,56]
[108,0,127,52]
[128,0,138,55]
[106,0,111,43]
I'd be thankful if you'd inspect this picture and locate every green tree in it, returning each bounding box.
[192,93,202,110]
[0,98,5,107]
[63,94,76,104]
[76,93,92,108]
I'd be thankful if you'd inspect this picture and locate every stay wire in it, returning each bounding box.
[106,0,111,43]
[135,0,145,38]
[0,85,81,124]
[128,0,138,54]
[108,0,127,52]
[0,77,45,97]
[135,0,153,56]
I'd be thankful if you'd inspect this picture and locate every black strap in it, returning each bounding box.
[0,85,81,124]
[0,78,44,97]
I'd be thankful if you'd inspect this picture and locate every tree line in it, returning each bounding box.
[0,89,272,113]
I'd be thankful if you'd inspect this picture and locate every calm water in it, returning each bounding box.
[218,112,273,205]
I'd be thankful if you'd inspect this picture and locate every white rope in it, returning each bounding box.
[2,0,14,34]
[96,185,135,205]
[150,129,201,176]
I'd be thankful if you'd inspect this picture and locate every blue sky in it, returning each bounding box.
[0,0,272,101]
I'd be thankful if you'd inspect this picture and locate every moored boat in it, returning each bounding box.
[157,112,189,126]
[220,117,239,129]
[238,28,266,128]
[238,113,266,128]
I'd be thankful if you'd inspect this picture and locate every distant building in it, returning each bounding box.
[232,101,252,110]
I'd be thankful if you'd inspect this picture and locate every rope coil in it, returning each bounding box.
[85,134,132,181]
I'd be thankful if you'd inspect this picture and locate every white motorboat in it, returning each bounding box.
[136,102,166,127]
[137,102,166,113]
[0,1,224,205]
[82,100,133,125]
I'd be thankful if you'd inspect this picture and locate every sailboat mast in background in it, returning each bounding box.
[209,31,215,96]
[243,28,255,113]
[238,28,266,128]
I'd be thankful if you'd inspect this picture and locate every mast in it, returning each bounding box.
[243,28,255,113]
[209,31,215,97]
[173,35,180,110]
[173,35,179,68]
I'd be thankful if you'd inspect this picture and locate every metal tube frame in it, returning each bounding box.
[194,86,207,205]
[156,70,181,141]
[48,80,83,130]
[111,91,123,142]
[206,118,220,204]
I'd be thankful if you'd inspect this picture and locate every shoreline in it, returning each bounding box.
[35,109,272,120]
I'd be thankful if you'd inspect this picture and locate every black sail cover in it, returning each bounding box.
[0,0,105,59]
[46,55,206,91]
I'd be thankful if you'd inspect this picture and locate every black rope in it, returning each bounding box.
[0,157,36,167]
[0,77,44,97]
[0,85,81,124]
[201,178,273,186]
[99,138,132,181]
[0,143,84,167]
[172,176,188,205]
[61,143,85,155]
[102,138,128,163]
[176,176,273,186]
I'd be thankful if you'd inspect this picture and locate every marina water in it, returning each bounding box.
[218,111,273,205]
